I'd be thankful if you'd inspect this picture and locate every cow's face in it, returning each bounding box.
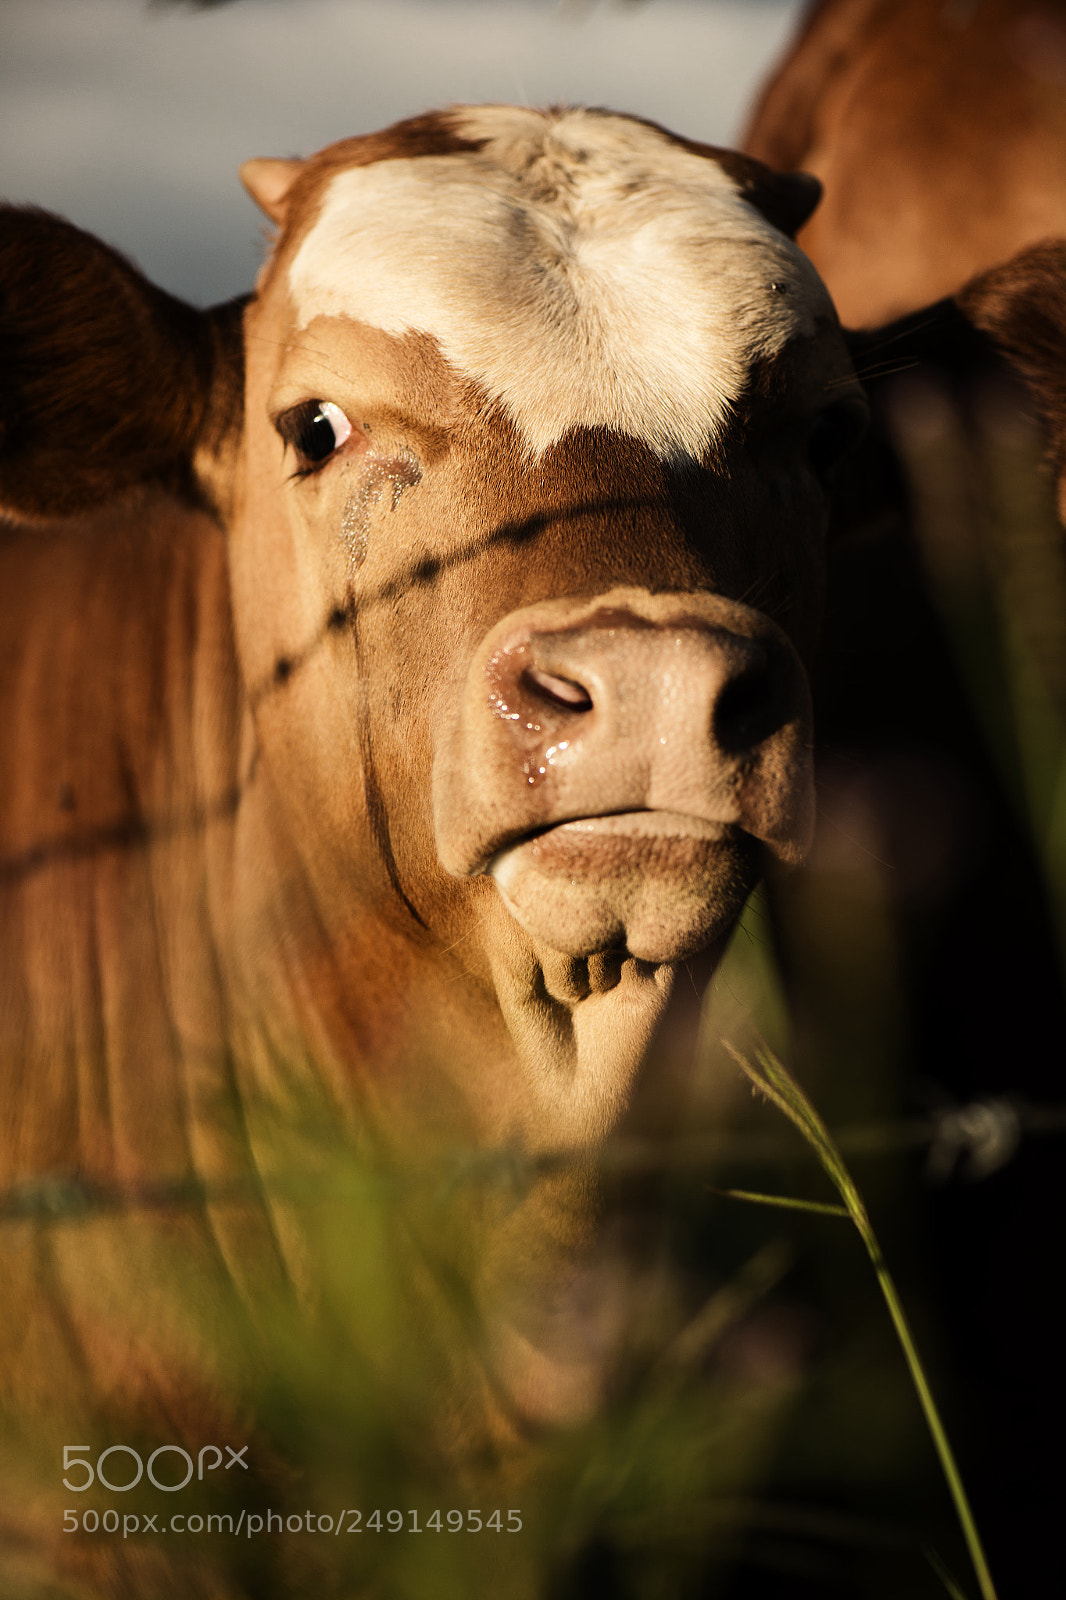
[231,107,862,999]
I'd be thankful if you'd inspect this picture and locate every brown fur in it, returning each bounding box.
[743,0,1066,326]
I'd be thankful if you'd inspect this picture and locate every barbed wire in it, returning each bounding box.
[3,1094,1062,1225]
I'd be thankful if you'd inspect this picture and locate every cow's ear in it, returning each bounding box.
[240,158,304,224]
[712,150,823,238]
[956,240,1066,451]
[653,128,824,239]
[0,206,244,523]
[740,166,823,239]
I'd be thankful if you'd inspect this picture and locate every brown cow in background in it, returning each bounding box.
[744,0,1066,496]
[743,0,1066,326]
[744,7,1066,1594]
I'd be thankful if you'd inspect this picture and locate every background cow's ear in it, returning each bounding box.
[0,206,244,522]
[240,158,304,224]
[956,240,1066,457]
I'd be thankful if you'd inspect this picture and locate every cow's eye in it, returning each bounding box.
[275,400,353,472]
[806,398,868,485]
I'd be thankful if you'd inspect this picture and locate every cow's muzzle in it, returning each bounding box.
[433,588,813,962]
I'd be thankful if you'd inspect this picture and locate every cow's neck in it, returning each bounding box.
[0,496,241,1184]
[225,746,681,1163]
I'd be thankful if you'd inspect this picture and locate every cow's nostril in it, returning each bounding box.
[523,666,594,713]
[715,661,785,752]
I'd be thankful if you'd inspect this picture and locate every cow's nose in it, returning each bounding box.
[488,613,801,781]
[522,665,594,715]
[714,649,794,754]
[434,588,815,886]
[516,651,796,750]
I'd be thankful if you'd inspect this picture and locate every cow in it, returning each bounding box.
[741,0,1066,510]
[741,0,1066,327]
[743,10,1066,1589]
[0,106,863,1596]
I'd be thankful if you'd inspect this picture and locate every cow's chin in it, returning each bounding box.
[488,814,758,965]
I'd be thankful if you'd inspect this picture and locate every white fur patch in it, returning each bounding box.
[286,106,834,461]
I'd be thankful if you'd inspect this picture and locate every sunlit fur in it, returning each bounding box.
[288,105,832,462]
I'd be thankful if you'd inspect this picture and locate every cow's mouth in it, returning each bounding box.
[486,810,760,963]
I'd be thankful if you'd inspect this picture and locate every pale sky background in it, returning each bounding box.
[0,0,804,305]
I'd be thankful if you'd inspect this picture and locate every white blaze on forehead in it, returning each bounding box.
[287,106,834,461]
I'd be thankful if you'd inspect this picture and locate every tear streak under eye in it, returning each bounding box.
[340,455,423,567]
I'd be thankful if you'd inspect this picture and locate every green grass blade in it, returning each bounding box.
[725,1042,999,1600]
[707,1185,849,1219]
